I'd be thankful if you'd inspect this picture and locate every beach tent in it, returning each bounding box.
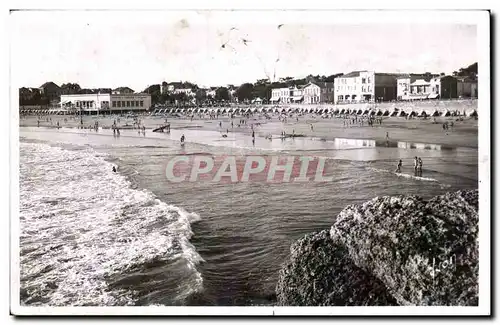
[443,110,451,117]
[431,110,441,117]
[418,110,428,117]
[468,110,478,117]
[369,110,376,116]
[396,110,407,117]
[408,111,417,117]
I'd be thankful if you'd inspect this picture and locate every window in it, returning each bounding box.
[126,101,130,107]
[140,101,144,107]
[362,78,366,84]
[135,101,139,106]
[367,77,371,83]
[112,101,116,107]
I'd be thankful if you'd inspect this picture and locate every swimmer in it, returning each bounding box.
[395,159,402,173]
[112,166,117,173]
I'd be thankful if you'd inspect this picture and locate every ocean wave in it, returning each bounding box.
[19,142,203,306]
[366,166,439,182]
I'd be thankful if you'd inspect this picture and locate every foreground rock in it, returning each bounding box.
[276,230,398,306]
[276,189,479,306]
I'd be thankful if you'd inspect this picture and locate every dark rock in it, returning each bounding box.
[331,189,478,306]
[276,230,398,306]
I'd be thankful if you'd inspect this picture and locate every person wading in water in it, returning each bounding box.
[395,159,402,173]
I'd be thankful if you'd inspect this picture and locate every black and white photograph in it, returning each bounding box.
[8,6,491,317]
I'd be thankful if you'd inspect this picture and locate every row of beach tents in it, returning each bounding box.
[20,106,478,117]
[151,106,478,117]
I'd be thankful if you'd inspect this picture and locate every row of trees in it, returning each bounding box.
[452,62,478,80]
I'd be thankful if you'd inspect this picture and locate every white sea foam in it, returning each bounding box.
[19,142,203,306]
[366,166,439,183]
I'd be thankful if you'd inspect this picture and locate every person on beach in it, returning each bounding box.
[112,166,117,173]
[310,124,314,131]
[37,120,40,127]
[386,132,389,140]
[414,156,419,176]
[180,134,185,143]
[395,159,403,173]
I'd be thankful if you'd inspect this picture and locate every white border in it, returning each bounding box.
[7,5,491,318]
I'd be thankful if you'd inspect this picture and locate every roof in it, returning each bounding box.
[410,79,431,86]
[168,82,184,88]
[39,81,60,89]
[312,81,334,89]
[455,76,477,83]
[341,71,362,78]
[113,87,134,92]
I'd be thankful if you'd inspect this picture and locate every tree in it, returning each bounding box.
[324,73,343,82]
[215,87,230,102]
[236,83,254,102]
[143,84,163,104]
[61,83,81,95]
[195,89,206,104]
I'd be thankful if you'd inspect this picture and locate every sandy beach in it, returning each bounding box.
[20,112,478,149]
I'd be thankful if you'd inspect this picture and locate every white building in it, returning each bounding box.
[173,88,194,96]
[289,86,305,103]
[303,83,321,104]
[397,75,441,100]
[270,87,291,104]
[335,71,375,103]
[60,93,152,112]
[206,89,217,98]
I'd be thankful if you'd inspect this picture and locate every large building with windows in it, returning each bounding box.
[60,93,151,113]
[334,71,398,104]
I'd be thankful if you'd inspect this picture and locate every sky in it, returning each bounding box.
[10,10,478,91]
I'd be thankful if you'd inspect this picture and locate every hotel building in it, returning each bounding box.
[334,71,398,104]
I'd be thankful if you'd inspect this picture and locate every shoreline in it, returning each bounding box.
[19,113,478,149]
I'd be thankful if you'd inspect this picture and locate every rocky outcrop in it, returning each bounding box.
[276,230,398,306]
[276,189,479,306]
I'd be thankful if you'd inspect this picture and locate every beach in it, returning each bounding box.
[19,107,478,306]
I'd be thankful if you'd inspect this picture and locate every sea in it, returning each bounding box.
[18,118,478,306]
